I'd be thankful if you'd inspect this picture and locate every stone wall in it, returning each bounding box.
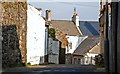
[99,10,105,55]
[65,54,73,64]
[49,26,68,49]
[2,25,22,68]
[55,29,68,48]
[1,1,27,68]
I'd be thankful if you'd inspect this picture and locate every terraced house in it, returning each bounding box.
[1,1,47,67]
[47,9,100,65]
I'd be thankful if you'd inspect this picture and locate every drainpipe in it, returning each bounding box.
[44,9,51,64]
[44,21,49,64]
[104,0,109,73]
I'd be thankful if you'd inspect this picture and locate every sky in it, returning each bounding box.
[28,1,100,21]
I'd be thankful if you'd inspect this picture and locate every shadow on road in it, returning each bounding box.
[2,64,106,74]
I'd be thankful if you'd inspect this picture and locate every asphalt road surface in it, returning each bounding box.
[2,64,105,74]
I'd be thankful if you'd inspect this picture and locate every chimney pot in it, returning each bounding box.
[46,10,51,21]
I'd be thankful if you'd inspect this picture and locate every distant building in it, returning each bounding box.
[74,36,100,65]
[47,8,100,65]
[50,18,81,64]
[76,21,100,65]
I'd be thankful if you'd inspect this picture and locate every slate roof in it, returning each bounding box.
[73,36,100,55]
[50,20,81,36]
[79,21,100,36]
[49,20,100,36]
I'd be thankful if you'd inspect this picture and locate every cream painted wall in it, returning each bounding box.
[89,42,100,54]
[27,4,45,65]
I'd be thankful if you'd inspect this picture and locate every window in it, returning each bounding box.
[74,58,77,64]
[69,42,72,49]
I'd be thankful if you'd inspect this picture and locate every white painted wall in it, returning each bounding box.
[83,53,98,65]
[72,15,80,27]
[66,36,87,54]
[27,4,45,65]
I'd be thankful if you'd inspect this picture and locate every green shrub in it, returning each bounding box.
[48,28,56,38]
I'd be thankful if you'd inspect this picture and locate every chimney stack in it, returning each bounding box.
[46,10,51,21]
[72,8,79,27]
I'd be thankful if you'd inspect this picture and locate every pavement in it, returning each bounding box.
[1,64,106,74]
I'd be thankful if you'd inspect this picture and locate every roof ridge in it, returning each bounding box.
[74,36,99,55]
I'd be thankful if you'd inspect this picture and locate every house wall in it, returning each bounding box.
[101,0,106,9]
[89,43,100,54]
[0,3,2,70]
[54,29,68,49]
[65,36,87,64]
[65,54,83,64]
[117,2,120,74]
[1,2,27,67]
[66,36,87,54]
[72,55,83,64]
[82,53,98,65]
[100,0,115,72]
[65,54,73,64]
[0,26,1,72]
[99,12,105,55]
[51,28,67,64]
[27,4,45,65]
[48,38,59,64]
[59,48,65,64]
[100,0,111,56]
[87,43,101,65]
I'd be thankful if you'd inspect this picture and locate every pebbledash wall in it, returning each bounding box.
[1,1,27,67]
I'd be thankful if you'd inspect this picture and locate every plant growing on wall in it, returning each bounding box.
[94,54,104,67]
[48,28,56,39]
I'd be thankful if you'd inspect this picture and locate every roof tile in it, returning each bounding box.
[51,20,81,36]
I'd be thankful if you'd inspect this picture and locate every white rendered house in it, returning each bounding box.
[27,4,46,65]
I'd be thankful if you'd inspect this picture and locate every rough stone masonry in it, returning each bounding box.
[0,1,27,68]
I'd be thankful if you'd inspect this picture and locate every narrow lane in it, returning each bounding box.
[2,64,104,74]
